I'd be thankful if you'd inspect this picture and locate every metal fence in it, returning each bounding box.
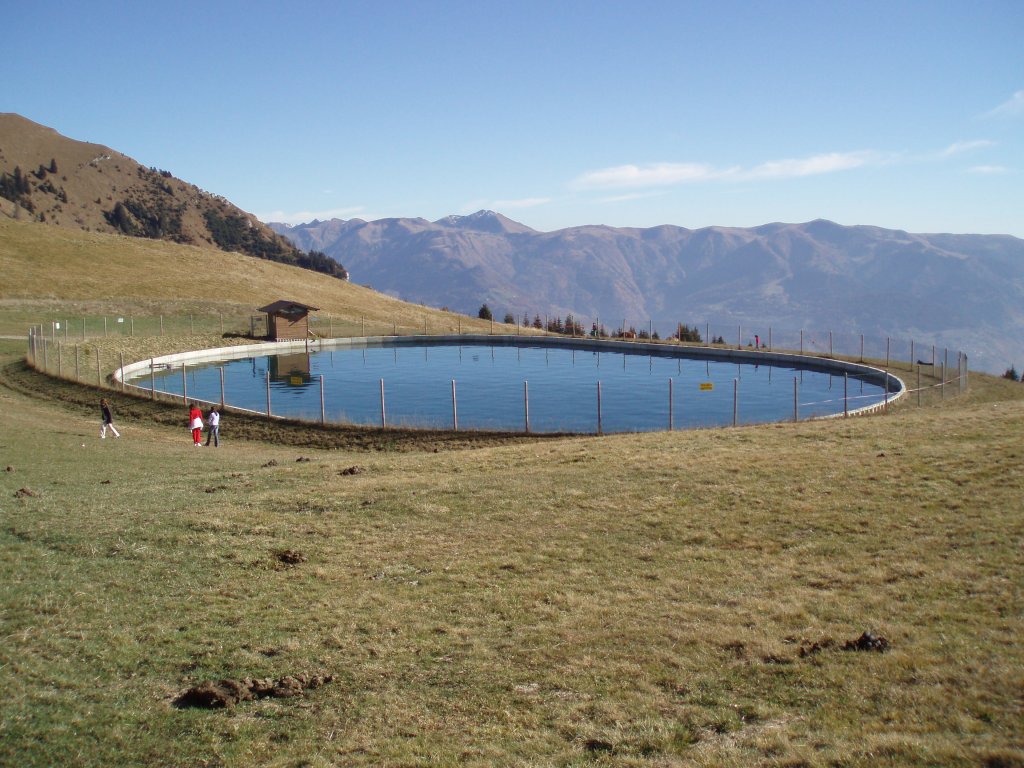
[24,316,969,433]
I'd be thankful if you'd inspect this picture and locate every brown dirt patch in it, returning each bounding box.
[843,631,890,652]
[174,672,334,708]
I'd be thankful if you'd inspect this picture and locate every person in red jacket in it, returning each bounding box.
[188,402,204,446]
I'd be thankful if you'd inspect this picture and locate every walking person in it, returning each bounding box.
[204,406,220,447]
[100,398,120,439]
[188,402,204,446]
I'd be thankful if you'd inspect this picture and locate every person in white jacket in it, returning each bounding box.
[205,407,220,447]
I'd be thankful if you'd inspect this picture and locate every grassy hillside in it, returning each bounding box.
[0,114,345,279]
[1,219,1022,767]
[0,217,499,336]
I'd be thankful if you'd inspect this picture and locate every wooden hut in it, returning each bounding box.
[257,300,319,341]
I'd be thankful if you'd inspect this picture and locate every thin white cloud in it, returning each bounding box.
[980,90,1024,119]
[967,165,1010,175]
[940,140,996,156]
[597,191,668,204]
[256,206,370,225]
[572,162,734,189]
[745,151,880,179]
[573,151,882,191]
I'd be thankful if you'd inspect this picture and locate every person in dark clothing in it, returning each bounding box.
[100,398,120,438]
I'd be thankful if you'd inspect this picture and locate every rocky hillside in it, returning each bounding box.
[272,212,1024,374]
[0,113,346,279]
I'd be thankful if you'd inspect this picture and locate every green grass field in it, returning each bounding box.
[1,219,1022,766]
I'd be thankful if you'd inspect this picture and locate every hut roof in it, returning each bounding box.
[257,300,320,315]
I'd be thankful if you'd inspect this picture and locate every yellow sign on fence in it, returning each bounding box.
[700,382,714,391]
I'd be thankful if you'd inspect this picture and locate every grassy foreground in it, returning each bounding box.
[1,219,1022,766]
[1,334,1022,767]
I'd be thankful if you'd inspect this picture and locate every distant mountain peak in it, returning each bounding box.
[435,210,536,235]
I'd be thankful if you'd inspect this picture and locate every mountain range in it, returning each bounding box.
[271,212,1024,374]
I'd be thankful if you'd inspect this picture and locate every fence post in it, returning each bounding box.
[380,379,386,427]
[103,317,107,337]
[160,315,164,336]
[131,317,135,337]
[668,378,674,431]
[737,324,742,350]
[524,381,530,433]
[320,375,325,424]
[451,380,458,431]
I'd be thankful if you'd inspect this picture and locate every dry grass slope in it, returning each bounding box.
[0,217,500,334]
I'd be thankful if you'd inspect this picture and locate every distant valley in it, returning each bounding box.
[271,212,1024,374]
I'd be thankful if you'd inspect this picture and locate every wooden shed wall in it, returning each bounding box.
[268,314,309,341]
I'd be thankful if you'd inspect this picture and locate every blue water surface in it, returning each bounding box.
[130,340,890,433]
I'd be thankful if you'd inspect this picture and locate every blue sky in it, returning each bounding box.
[7,1,1023,235]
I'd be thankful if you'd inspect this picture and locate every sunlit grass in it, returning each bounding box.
[2,218,1022,766]
[2,333,1022,766]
